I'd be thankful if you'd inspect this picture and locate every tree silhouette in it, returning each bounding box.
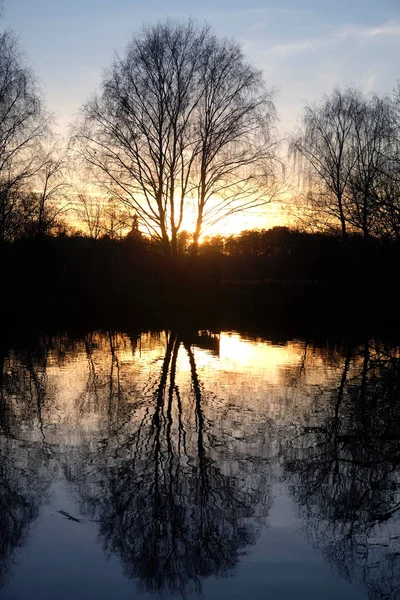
[75,20,279,257]
[0,30,51,242]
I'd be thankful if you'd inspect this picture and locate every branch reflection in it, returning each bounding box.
[4,330,400,599]
[0,343,52,587]
[65,331,272,597]
[282,341,400,600]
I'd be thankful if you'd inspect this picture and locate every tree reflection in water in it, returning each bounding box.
[2,331,400,599]
[0,342,52,587]
[282,341,400,600]
[64,331,272,597]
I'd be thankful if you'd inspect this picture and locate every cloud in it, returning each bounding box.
[234,8,314,17]
[266,20,400,59]
[342,22,400,39]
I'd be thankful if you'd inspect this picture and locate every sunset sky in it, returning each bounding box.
[4,0,400,232]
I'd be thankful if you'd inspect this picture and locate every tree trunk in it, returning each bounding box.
[338,193,347,239]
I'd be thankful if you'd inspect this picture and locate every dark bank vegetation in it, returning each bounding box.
[3,225,400,336]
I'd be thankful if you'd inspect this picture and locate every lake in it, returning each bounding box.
[0,329,399,599]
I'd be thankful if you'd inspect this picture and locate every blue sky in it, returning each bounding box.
[4,0,400,133]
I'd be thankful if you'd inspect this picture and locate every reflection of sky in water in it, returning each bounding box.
[34,332,339,427]
[1,331,399,599]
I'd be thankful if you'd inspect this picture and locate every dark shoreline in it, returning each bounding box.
[3,230,400,343]
[3,279,400,348]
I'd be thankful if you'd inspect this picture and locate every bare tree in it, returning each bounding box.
[101,196,134,240]
[0,31,50,242]
[372,171,400,240]
[291,88,360,238]
[372,84,400,240]
[75,192,134,240]
[347,94,394,238]
[74,20,278,258]
[23,141,71,238]
[75,192,103,240]
[189,32,279,254]
[291,88,400,241]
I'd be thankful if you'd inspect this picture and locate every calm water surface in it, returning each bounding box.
[0,330,399,599]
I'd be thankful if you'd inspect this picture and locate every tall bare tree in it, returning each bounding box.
[291,88,400,241]
[0,31,50,242]
[291,88,360,239]
[347,94,394,238]
[74,20,278,258]
[374,84,400,240]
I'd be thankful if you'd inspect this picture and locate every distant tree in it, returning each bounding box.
[373,171,400,240]
[177,229,191,253]
[22,142,71,238]
[200,234,225,254]
[75,193,103,240]
[101,196,134,240]
[75,20,279,258]
[75,193,134,240]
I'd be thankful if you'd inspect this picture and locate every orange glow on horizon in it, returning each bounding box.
[66,180,293,239]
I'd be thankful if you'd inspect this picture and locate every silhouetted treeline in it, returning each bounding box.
[203,226,400,284]
[2,15,400,264]
[2,226,400,334]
